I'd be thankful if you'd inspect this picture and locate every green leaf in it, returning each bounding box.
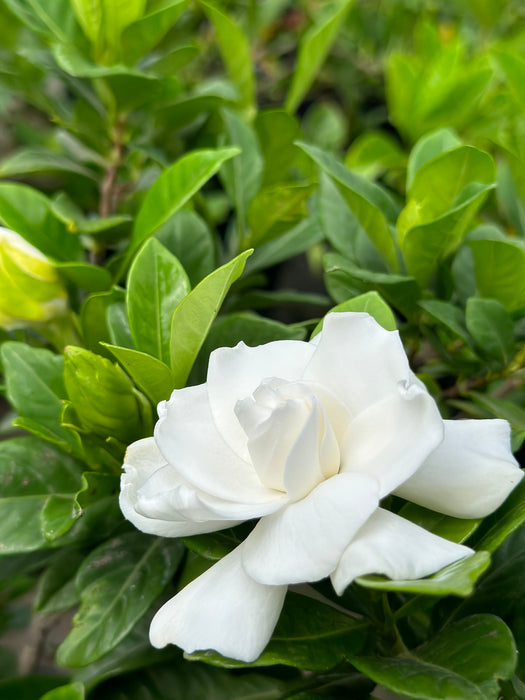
[122,0,189,65]
[397,146,496,286]
[472,478,525,555]
[102,344,177,405]
[40,681,85,700]
[0,149,97,180]
[352,615,515,699]
[189,592,369,671]
[0,438,82,554]
[35,549,84,614]
[57,262,112,293]
[120,147,239,278]
[0,183,81,262]
[245,217,324,275]
[406,128,462,191]
[345,129,406,180]
[57,533,184,667]
[90,660,291,700]
[1,342,80,454]
[468,239,525,312]
[311,292,396,338]
[419,300,471,345]
[285,0,355,113]
[398,502,481,544]
[356,551,490,596]
[465,298,515,367]
[493,49,525,112]
[298,141,399,270]
[80,287,126,357]
[169,250,252,387]
[323,253,420,317]
[247,182,315,246]
[106,302,134,349]
[468,393,525,432]
[201,1,254,108]
[126,239,190,364]
[155,209,215,286]
[220,108,263,240]
[254,110,305,186]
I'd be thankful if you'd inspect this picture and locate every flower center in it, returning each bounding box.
[234,379,341,500]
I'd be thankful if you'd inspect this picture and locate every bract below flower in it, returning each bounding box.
[120,312,523,662]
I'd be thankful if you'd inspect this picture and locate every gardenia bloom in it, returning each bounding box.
[120,312,523,662]
[0,227,67,330]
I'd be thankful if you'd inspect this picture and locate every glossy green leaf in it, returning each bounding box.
[35,549,84,614]
[468,239,525,312]
[40,682,85,700]
[57,533,184,667]
[122,0,189,65]
[201,1,254,108]
[255,110,305,186]
[3,0,78,43]
[285,0,355,113]
[1,342,81,454]
[0,149,96,180]
[345,130,406,180]
[106,302,134,349]
[121,147,239,277]
[298,141,398,269]
[92,660,291,700]
[493,49,525,112]
[0,182,81,262]
[472,479,525,555]
[190,592,369,671]
[126,239,190,363]
[312,292,396,338]
[155,209,215,286]
[398,502,481,544]
[468,392,525,431]
[57,262,112,293]
[169,250,252,387]
[465,298,515,367]
[352,614,515,699]
[356,551,490,596]
[80,288,126,357]
[0,438,82,553]
[71,0,146,60]
[247,182,315,246]
[245,217,324,275]
[419,299,471,345]
[220,108,263,239]
[102,344,177,405]
[323,253,420,317]
[406,128,462,191]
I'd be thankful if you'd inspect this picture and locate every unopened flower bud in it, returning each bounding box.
[64,346,152,445]
[0,227,67,330]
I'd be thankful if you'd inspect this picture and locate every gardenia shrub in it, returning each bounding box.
[0,1,525,700]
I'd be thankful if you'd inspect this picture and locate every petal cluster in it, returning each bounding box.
[120,312,522,662]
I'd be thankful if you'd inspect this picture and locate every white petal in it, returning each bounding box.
[207,340,316,461]
[331,508,473,595]
[120,438,239,536]
[395,419,524,517]
[340,381,444,497]
[283,395,340,500]
[155,384,285,507]
[304,312,411,417]
[150,546,287,662]
[242,473,379,585]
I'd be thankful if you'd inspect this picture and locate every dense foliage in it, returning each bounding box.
[1,1,525,698]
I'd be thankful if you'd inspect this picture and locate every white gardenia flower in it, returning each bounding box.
[120,312,523,662]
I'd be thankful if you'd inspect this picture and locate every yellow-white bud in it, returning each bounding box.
[0,227,67,330]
